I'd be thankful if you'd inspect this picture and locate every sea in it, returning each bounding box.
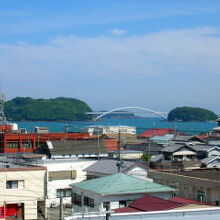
[15,118,217,135]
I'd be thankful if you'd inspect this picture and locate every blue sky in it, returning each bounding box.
[1,0,220,113]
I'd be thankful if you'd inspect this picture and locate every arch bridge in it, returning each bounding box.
[86,106,168,121]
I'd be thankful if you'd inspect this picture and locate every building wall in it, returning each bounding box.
[39,159,96,207]
[0,168,46,220]
[148,170,220,205]
[72,186,172,213]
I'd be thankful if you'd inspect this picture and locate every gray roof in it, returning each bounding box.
[150,154,163,162]
[173,135,192,142]
[190,144,216,152]
[161,144,184,153]
[161,143,216,153]
[36,139,108,156]
[84,159,137,174]
[201,156,220,164]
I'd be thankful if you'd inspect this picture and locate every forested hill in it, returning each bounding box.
[4,97,92,121]
[168,106,217,122]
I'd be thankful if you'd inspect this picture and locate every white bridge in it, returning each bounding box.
[86,106,168,121]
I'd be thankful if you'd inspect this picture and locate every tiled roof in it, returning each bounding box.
[138,128,175,138]
[71,173,175,195]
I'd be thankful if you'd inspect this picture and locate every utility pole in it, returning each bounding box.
[105,203,111,220]
[116,128,123,173]
[97,125,100,160]
[59,196,63,220]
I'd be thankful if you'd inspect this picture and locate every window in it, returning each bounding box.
[197,190,206,202]
[84,196,94,208]
[119,200,126,208]
[57,188,72,198]
[72,193,82,206]
[6,180,18,189]
[22,141,32,149]
[7,142,19,149]
[49,170,77,181]
[6,180,24,189]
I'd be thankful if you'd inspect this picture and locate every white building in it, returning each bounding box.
[82,126,136,136]
[37,158,97,207]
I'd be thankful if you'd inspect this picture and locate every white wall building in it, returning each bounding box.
[82,126,136,136]
[37,158,97,207]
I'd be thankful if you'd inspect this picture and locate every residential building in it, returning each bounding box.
[0,161,47,220]
[148,168,220,206]
[113,195,213,213]
[37,158,96,207]
[84,159,148,180]
[70,173,175,213]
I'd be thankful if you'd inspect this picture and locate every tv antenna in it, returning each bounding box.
[0,90,8,125]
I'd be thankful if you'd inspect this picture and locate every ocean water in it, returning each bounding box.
[15,118,217,135]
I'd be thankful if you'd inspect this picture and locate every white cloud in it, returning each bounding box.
[109,28,126,36]
[1,26,220,83]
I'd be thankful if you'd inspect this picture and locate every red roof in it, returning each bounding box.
[168,196,210,205]
[138,128,175,138]
[128,195,182,212]
[113,195,213,214]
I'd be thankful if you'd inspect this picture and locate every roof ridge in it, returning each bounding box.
[100,173,123,194]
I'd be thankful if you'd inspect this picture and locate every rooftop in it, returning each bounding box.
[71,173,175,195]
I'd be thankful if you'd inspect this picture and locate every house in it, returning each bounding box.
[148,168,220,206]
[70,173,176,213]
[0,161,47,219]
[201,156,220,168]
[36,158,97,207]
[113,195,212,213]
[84,159,148,180]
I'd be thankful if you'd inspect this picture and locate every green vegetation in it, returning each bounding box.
[141,153,151,162]
[168,106,217,122]
[4,97,92,121]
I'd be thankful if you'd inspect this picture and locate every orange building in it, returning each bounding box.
[0,132,90,153]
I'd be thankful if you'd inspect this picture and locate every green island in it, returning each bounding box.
[4,97,92,121]
[168,106,217,122]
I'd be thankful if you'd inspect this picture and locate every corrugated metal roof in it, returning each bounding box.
[84,159,136,174]
[129,195,182,211]
[71,173,175,195]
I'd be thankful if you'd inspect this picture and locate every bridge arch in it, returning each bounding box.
[94,106,167,121]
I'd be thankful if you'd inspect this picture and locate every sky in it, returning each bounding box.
[1,0,220,113]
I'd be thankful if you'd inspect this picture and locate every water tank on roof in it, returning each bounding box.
[10,123,18,131]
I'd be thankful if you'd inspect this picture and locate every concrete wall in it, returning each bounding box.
[0,168,46,220]
[65,207,220,220]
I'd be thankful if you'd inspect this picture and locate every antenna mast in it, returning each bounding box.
[0,92,8,125]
